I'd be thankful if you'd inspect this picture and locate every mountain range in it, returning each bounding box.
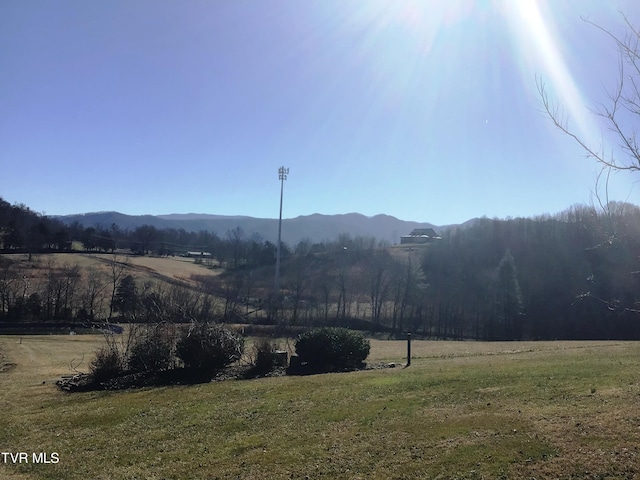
[56,211,451,246]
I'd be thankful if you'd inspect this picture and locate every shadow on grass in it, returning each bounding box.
[285,361,368,376]
[56,361,392,392]
[57,367,238,392]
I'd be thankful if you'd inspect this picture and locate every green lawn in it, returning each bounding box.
[1,335,639,479]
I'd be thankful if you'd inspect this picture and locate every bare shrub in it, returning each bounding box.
[176,323,244,372]
[89,346,124,382]
[251,338,280,373]
[128,331,172,373]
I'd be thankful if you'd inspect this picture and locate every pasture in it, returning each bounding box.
[1,334,639,479]
[4,252,220,289]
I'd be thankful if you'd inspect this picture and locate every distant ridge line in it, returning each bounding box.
[56,211,444,246]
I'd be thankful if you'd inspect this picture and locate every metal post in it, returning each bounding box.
[275,166,289,293]
[406,331,411,367]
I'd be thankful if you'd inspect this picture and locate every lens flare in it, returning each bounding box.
[502,0,600,143]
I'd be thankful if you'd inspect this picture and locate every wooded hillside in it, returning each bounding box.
[1,198,638,340]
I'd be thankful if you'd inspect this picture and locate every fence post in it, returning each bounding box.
[406,332,411,367]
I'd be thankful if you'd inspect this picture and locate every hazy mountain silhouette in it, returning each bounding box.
[57,211,445,246]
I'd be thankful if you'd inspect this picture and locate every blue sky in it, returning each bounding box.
[1,0,638,225]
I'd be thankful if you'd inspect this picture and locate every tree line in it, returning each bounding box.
[0,198,283,267]
[186,202,640,340]
[1,197,639,340]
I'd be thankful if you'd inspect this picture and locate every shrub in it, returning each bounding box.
[176,323,244,372]
[128,334,172,373]
[89,347,124,382]
[295,327,370,371]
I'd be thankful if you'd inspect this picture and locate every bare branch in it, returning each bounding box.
[538,14,640,174]
[536,78,611,165]
[69,353,85,373]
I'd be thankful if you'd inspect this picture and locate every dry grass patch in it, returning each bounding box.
[109,254,221,286]
[4,252,220,290]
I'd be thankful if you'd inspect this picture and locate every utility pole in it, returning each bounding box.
[275,166,289,293]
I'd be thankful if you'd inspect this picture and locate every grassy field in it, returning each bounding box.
[1,335,639,479]
[4,252,220,289]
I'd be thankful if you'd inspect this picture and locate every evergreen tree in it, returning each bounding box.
[495,250,524,340]
[112,275,138,320]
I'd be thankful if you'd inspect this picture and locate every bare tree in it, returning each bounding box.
[285,262,311,325]
[0,257,18,317]
[390,254,425,334]
[80,266,108,321]
[335,264,351,321]
[317,275,333,324]
[538,13,640,174]
[59,263,81,320]
[107,253,130,321]
[366,251,392,326]
[222,274,243,321]
[226,226,245,268]
[538,13,640,317]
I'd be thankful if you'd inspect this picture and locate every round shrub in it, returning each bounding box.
[295,327,370,370]
[176,323,244,372]
[128,334,172,373]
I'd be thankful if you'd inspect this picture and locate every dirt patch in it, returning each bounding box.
[0,360,16,373]
[0,345,15,373]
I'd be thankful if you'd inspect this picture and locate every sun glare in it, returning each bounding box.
[344,0,600,143]
[502,1,600,144]
[299,0,610,184]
